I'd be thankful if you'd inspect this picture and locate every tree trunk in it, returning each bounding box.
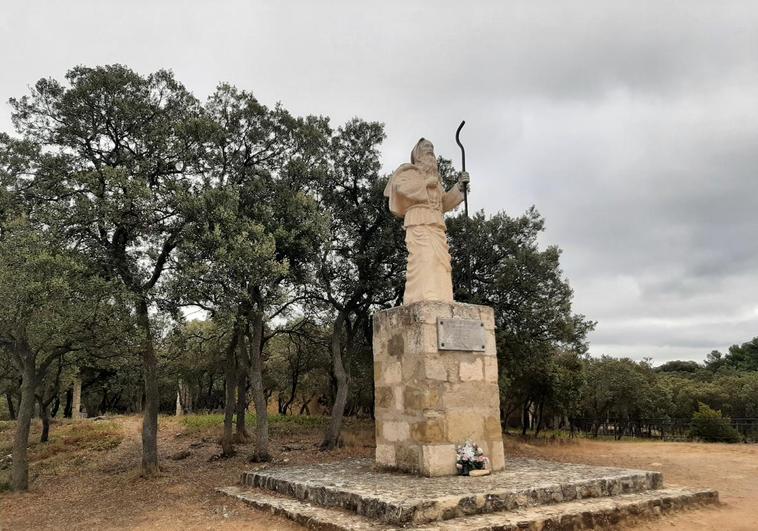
[38,396,51,443]
[137,298,160,476]
[206,374,214,410]
[5,391,15,420]
[299,399,310,416]
[592,416,601,438]
[281,366,300,416]
[51,395,60,418]
[71,376,81,419]
[321,313,348,450]
[234,340,250,442]
[221,324,241,457]
[521,399,531,436]
[534,398,545,437]
[179,379,192,413]
[249,312,269,462]
[63,386,72,418]
[12,363,36,491]
[175,388,183,417]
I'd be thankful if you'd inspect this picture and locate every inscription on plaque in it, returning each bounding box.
[437,318,486,351]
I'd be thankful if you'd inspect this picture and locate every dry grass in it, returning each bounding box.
[179,413,331,435]
[0,414,372,530]
[0,418,124,493]
[29,421,123,461]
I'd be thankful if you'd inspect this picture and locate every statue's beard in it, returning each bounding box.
[417,153,438,175]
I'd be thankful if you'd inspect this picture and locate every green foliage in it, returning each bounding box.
[656,360,701,374]
[689,403,742,443]
[8,65,204,300]
[314,118,407,441]
[266,320,331,415]
[447,206,594,429]
[706,338,758,372]
[2,63,756,458]
[180,413,227,431]
[316,118,406,314]
[0,219,130,371]
[171,84,328,317]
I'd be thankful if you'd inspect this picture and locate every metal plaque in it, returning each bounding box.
[437,318,486,351]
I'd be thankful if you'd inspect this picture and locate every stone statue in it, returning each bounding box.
[384,138,470,305]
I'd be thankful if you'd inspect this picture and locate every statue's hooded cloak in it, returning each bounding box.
[384,139,463,226]
[383,138,464,304]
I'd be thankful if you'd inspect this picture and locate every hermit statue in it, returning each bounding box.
[384,138,470,304]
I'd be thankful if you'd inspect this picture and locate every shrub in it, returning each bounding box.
[689,403,741,443]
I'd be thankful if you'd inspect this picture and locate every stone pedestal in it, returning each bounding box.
[372,301,505,476]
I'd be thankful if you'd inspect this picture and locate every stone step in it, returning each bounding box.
[218,485,719,531]
[218,486,386,531]
[239,458,663,525]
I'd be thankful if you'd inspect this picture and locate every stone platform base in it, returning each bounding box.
[218,457,719,530]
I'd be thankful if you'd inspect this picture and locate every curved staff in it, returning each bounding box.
[455,120,472,298]
[455,120,468,219]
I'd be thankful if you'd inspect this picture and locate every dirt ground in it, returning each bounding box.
[0,415,373,530]
[1,417,756,530]
[505,435,758,530]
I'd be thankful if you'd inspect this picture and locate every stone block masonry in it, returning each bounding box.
[372,300,505,476]
[225,457,718,528]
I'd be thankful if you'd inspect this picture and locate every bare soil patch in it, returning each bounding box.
[1,419,755,530]
[505,434,758,530]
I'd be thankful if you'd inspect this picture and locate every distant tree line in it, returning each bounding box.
[510,339,758,442]
[1,65,755,492]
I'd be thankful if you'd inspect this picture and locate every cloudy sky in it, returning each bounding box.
[2,1,756,363]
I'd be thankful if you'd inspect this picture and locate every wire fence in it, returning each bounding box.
[568,417,758,442]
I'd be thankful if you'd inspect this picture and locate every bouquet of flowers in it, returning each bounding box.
[455,440,489,476]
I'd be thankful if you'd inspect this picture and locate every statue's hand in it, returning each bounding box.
[426,174,440,188]
[458,171,470,191]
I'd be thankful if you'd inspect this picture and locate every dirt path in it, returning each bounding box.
[506,437,758,530]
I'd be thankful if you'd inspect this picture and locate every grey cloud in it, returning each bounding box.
[1,0,756,362]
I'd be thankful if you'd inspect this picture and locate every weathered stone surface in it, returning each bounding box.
[395,445,420,473]
[404,386,441,411]
[220,468,718,530]
[421,444,458,477]
[488,440,505,472]
[376,444,396,467]
[459,358,483,381]
[238,457,672,525]
[373,301,504,476]
[424,357,448,381]
[415,488,720,530]
[375,387,394,409]
[445,410,485,442]
[382,420,410,442]
[484,416,502,439]
[411,419,446,443]
[483,357,499,383]
[383,361,402,385]
[441,382,500,409]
